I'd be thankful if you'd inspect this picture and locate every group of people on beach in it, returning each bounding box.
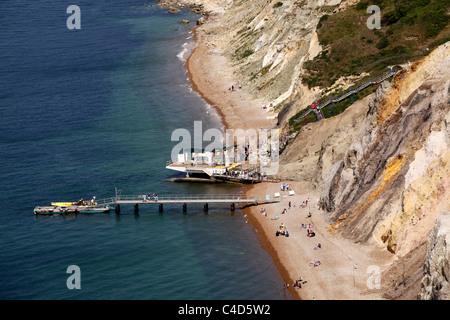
[280,183,292,191]
[269,191,326,293]
[276,222,289,237]
[262,103,274,110]
[302,223,316,238]
[260,207,268,217]
[293,277,307,289]
[300,198,309,208]
[229,83,241,91]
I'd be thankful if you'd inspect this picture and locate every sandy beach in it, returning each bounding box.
[244,182,394,300]
[184,14,394,300]
[185,18,276,131]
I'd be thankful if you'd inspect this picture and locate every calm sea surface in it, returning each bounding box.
[0,1,288,299]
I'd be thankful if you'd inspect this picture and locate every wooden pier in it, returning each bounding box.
[96,194,281,214]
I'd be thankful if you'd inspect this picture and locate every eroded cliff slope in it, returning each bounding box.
[318,47,450,256]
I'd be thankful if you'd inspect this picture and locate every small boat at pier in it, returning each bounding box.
[34,198,110,215]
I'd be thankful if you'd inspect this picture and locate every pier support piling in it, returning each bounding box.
[204,203,208,213]
[183,203,187,213]
[159,203,163,212]
[231,203,235,211]
[134,204,139,214]
[115,204,120,214]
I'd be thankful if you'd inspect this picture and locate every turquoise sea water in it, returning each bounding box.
[0,1,288,299]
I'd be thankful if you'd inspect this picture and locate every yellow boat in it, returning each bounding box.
[51,199,97,207]
[51,202,73,207]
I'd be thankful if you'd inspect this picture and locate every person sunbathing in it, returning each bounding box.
[309,261,321,267]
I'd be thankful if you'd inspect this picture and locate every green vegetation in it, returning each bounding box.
[241,49,254,59]
[288,107,318,133]
[321,5,339,13]
[273,2,283,8]
[322,85,374,118]
[303,0,450,88]
[251,63,273,80]
[376,37,389,49]
[317,14,329,29]
[288,84,375,133]
[356,1,369,11]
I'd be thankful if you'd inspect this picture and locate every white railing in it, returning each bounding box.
[90,193,282,204]
[93,197,116,206]
[116,194,260,202]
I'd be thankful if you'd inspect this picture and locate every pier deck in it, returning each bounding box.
[113,194,277,205]
[97,194,282,214]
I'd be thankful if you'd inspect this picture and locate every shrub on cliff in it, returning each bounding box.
[273,2,283,8]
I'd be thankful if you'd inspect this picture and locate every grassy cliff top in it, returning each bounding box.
[303,0,450,88]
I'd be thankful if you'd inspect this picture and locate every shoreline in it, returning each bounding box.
[184,16,275,131]
[183,19,299,299]
[184,21,304,300]
[243,184,302,300]
[184,24,230,129]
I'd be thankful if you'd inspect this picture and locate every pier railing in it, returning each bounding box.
[90,193,283,208]
[115,194,262,203]
[94,197,117,206]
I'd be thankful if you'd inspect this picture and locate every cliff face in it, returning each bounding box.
[278,88,378,186]
[318,47,450,258]
[165,0,358,115]
[209,0,339,107]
